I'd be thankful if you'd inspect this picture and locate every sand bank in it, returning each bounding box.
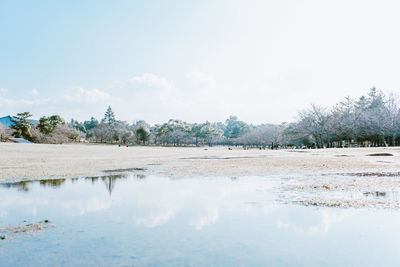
[1,143,400,182]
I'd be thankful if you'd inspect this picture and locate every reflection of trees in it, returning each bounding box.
[85,176,100,184]
[103,176,116,195]
[39,179,66,188]
[136,174,146,179]
[101,173,146,194]
[2,179,66,191]
[102,174,127,195]
[2,181,32,191]
[1,172,146,195]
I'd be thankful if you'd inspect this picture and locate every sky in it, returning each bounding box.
[1,0,400,125]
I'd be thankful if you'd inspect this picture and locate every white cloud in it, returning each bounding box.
[276,209,349,234]
[129,73,174,90]
[186,70,216,89]
[4,1,400,124]
[64,87,111,105]
[0,210,7,218]
[133,208,176,228]
[106,71,236,123]
[77,198,113,215]
[30,89,38,95]
[0,88,8,94]
[0,97,14,106]
[0,97,51,107]
[108,73,187,122]
[190,208,219,230]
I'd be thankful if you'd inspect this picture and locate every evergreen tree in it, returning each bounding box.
[38,117,52,134]
[10,112,33,140]
[103,106,116,126]
[83,117,99,130]
[38,115,65,134]
[136,125,150,144]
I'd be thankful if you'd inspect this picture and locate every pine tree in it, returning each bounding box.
[10,112,33,140]
[103,106,116,126]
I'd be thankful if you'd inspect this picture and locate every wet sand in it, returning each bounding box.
[2,143,400,209]
[0,220,54,240]
[1,143,400,182]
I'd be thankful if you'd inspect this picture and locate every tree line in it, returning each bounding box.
[1,112,81,143]
[288,88,400,148]
[2,88,400,148]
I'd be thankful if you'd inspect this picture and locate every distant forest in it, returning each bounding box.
[1,88,400,148]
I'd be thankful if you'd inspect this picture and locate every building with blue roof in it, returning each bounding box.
[0,115,39,129]
[0,116,13,129]
[7,138,33,144]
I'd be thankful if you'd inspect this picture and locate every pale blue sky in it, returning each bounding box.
[1,0,400,124]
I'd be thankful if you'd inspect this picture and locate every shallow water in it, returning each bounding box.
[1,174,400,266]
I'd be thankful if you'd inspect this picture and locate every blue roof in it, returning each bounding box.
[9,138,33,144]
[0,116,13,129]
[0,115,39,129]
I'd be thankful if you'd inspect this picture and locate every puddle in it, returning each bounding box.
[281,173,400,209]
[103,167,146,172]
[2,174,400,266]
[329,172,400,177]
[181,155,272,160]
[367,153,394,156]
[363,191,388,198]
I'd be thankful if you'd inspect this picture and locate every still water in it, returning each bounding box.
[1,173,400,266]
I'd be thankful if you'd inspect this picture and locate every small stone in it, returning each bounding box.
[0,235,6,240]
[44,220,49,223]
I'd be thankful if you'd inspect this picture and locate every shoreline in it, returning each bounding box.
[1,143,400,183]
[3,143,400,209]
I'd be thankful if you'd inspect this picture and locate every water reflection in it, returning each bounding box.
[2,175,400,266]
[40,179,66,188]
[2,180,33,192]
[1,175,275,228]
[2,171,145,195]
[102,175,125,195]
[362,191,400,199]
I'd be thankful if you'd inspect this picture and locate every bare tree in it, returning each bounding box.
[295,104,332,148]
[385,93,400,146]
[0,123,7,141]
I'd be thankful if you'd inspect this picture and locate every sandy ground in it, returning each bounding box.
[2,143,400,209]
[1,143,400,182]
